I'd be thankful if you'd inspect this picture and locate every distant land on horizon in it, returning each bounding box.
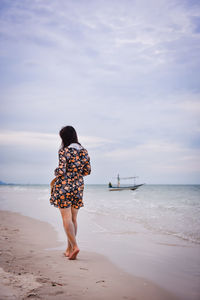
[0,180,7,185]
[0,180,15,185]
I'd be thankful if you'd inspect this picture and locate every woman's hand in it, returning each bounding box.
[50,177,57,194]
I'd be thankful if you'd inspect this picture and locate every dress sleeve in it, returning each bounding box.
[54,149,66,176]
[82,152,91,177]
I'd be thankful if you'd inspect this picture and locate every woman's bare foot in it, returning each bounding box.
[64,245,72,257]
[69,247,80,260]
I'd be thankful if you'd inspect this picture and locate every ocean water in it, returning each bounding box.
[84,184,200,244]
[0,184,200,299]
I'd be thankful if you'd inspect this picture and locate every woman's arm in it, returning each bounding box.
[82,153,91,176]
[54,149,66,176]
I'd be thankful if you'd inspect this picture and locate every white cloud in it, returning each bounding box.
[104,139,200,174]
[80,135,114,149]
[0,130,113,150]
[0,130,58,148]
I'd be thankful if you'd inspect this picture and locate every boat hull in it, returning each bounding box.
[109,184,144,191]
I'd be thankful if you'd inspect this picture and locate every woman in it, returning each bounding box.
[50,126,91,260]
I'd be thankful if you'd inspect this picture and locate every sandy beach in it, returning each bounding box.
[0,210,181,300]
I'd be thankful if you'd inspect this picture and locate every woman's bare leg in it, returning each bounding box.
[65,238,72,257]
[65,207,79,256]
[68,206,80,259]
[71,206,79,235]
[59,207,79,260]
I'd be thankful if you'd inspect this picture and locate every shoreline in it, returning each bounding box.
[0,210,180,300]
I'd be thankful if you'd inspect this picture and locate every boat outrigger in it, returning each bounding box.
[108,174,144,191]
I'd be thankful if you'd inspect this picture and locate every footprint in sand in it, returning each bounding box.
[26,292,38,298]
[96,280,105,283]
[36,277,50,284]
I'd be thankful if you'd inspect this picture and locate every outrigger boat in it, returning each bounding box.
[108,174,144,191]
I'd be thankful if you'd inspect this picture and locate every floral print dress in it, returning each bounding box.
[50,143,91,209]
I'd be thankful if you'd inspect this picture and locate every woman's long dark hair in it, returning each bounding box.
[59,126,81,149]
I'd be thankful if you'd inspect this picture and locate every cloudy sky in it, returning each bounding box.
[0,0,200,184]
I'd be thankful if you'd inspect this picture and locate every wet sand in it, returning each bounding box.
[0,210,180,300]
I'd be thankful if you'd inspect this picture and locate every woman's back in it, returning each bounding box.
[54,143,91,177]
